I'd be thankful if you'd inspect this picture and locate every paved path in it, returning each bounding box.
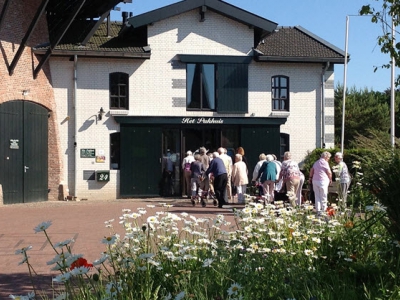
[0,198,241,299]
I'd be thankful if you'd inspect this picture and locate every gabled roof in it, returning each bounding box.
[255,26,347,64]
[33,22,150,59]
[128,0,277,38]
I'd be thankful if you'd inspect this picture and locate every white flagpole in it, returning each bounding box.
[391,17,396,147]
[341,16,349,153]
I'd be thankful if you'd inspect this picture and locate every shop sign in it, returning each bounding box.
[80,148,95,158]
[181,117,224,124]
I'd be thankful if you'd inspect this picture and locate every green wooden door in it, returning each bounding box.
[120,126,162,197]
[241,126,280,175]
[0,101,48,204]
[23,102,49,203]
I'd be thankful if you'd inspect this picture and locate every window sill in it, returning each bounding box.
[110,109,129,116]
[270,111,290,118]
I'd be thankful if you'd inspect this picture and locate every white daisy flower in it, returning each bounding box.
[15,246,32,255]
[93,254,109,266]
[102,235,117,245]
[227,282,242,296]
[54,239,74,248]
[202,258,214,267]
[53,273,71,283]
[33,221,52,233]
[70,266,90,276]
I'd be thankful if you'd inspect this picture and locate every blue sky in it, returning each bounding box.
[111,0,398,92]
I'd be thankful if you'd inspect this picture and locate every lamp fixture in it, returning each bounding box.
[98,107,105,121]
[22,89,30,96]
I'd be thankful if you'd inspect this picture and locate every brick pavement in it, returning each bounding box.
[0,197,240,299]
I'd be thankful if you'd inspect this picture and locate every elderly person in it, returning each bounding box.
[279,151,301,207]
[190,154,205,203]
[309,151,332,214]
[232,154,249,203]
[334,152,351,208]
[218,147,233,202]
[204,152,228,208]
[182,150,195,198]
[256,154,277,203]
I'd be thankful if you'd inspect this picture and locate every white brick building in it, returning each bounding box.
[45,0,344,200]
[0,0,345,203]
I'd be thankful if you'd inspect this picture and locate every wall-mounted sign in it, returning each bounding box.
[80,149,95,158]
[181,117,224,124]
[97,170,110,181]
[96,155,106,163]
[10,139,19,149]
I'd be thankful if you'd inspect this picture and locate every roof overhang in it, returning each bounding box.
[179,54,253,64]
[128,0,277,37]
[255,56,346,64]
[33,49,151,59]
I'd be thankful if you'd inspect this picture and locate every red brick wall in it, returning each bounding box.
[0,0,63,201]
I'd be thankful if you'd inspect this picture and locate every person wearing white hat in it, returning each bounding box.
[182,150,195,198]
[334,152,351,208]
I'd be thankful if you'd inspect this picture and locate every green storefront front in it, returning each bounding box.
[115,116,286,198]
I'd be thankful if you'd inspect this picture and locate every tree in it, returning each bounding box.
[335,85,391,148]
[360,2,400,85]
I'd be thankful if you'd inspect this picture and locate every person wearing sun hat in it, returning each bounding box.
[334,152,351,207]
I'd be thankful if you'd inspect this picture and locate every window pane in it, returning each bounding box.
[280,77,287,87]
[119,85,126,96]
[110,85,118,96]
[281,89,287,99]
[119,97,127,108]
[187,64,200,109]
[110,97,118,108]
[202,64,215,110]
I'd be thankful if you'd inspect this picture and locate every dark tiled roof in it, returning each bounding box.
[255,26,346,63]
[34,21,148,56]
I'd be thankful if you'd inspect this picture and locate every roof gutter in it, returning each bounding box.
[255,56,345,64]
[32,49,151,59]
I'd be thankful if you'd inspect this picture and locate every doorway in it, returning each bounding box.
[0,101,49,204]
[183,128,220,155]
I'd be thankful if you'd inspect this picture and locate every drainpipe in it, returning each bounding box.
[321,62,330,148]
[73,55,78,198]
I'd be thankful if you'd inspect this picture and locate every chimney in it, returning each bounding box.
[122,11,128,24]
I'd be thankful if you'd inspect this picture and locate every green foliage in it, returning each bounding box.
[354,130,400,240]
[334,85,391,148]
[360,2,400,85]
[14,201,400,300]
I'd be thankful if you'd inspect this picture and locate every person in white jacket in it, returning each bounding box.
[232,154,249,203]
[182,151,195,198]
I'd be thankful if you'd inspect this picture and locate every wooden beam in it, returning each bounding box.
[81,9,111,46]
[0,0,11,31]
[33,0,87,79]
[8,0,50,76]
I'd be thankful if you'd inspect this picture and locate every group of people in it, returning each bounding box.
[182,147,351,213]
[251,151,303,207]
[181,147,251,208]
[309,151,351,214]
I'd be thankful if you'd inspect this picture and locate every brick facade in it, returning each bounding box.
[0,0,63,201]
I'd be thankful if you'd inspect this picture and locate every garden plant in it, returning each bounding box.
[11,136,400,299]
